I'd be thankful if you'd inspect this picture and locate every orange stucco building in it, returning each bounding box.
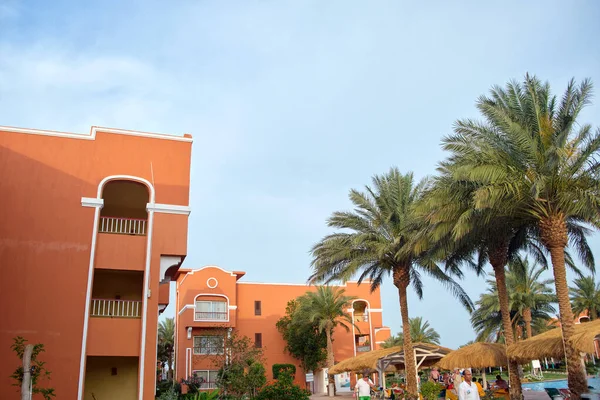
[174,266,391,394]
[0,125,192,400]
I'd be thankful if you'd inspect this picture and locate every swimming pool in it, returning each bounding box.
[522,377,600,391]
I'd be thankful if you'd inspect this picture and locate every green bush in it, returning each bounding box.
[272,363,296,379]
[257,368,310,400]
[420,381,442,400]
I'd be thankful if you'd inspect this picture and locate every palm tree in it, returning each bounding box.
[441,75,598,396]
[296,286,356,393]
[382,317,441,348]
[570,277,600,321]
[158,318,175,380]
[418,167,544,399]
[471,258,556,342]
[309,168,473,394]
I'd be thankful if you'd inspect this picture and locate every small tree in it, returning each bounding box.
[256,368,310,400]
[190,328,266,398]
[10,336,55,400]
[276,300,327,373]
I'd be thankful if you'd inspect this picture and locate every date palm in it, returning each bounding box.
[382,317,440,348]
[441,75,598,397]
[471,258,555,342]
[570,277,600,321]
[309,168,473,394]
[295,286,356,393]
[158,318,175,379]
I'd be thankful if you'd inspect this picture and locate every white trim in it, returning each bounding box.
[147,203,191,215]
[207,278,218,289]
[154,308,160,397]
[237,282,315,287]
[193,294,230,322]
[374,327,391,333]
[375,341,386,344]
[181,266,239,280]
[369,308,383,313]
[185,348,192,378]
[98,175,155,203]
[179,304,194,315]
[0,125,193,143]
[81,197,104,208]
[77,203,101,400]
[351,299,374,351]
[138,209,154,400]
[228,305,237,310]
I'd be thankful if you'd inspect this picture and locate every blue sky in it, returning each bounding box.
[2,1,600,349]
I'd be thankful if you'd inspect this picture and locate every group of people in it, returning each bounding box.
[354,367,510,400]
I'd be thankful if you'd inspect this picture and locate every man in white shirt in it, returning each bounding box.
[355,371,376,400]
[458,369,480,400]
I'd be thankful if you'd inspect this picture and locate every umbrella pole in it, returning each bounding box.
[482,370,487,390]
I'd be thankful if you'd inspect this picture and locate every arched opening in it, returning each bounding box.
[99,180,149,235]
[194,295,229,322]
[353,300,369,322]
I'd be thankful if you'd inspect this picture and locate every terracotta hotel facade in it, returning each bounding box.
[174,266,390,394]
[0,124,389,399]
[0,125,192,400]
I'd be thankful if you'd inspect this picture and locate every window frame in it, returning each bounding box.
[254,333,262,348]
[194,299,229,322]
[254,300,262,316]
[193,335,225,355]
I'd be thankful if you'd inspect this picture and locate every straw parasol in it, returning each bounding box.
[328,346,401,375]
[438,342,507,388]
[507,319,600,363]
[438,342,508,369]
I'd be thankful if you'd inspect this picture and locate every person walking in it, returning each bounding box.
[355,371,376,400]
[458,370,480,400]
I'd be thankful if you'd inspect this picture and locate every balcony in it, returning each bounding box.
[99,216,147,236]
[194,311,228,321]
[87,317,141,356]
[91,299,142,318]
[356,345,371,352]
[354,313,369,322]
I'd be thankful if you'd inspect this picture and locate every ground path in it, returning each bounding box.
[309,391,551,399]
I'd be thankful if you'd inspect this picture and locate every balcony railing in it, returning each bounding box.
[99,216,147,236]
[354,314,369,322]
[356,345,371,352]
[91,299,142,318]
[195,311,228,321]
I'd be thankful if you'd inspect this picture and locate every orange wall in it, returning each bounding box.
[175,266,390,386]
[0,126,191,400]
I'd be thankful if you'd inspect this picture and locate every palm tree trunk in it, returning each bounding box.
[489,247,523,400]
[325,327,335,395]
[523,308,533,339]
[541,215,588,399]
[168,349,173,380]
[394,267,418,395]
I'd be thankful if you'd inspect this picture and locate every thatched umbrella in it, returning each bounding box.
[328,346,401,375]
[507,319,600,363]
[438,342,507,388]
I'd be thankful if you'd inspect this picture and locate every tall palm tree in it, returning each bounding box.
[382,317,441,348]
[441,75,598,397]
[418,167,545,399]
[296,286,356,392]
[570,277,600,321]
[471,258,556,342]
[158,318,175,379]
[309,168,473,394]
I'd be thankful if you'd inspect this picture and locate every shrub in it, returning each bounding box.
[420,381,442,400]
[157,386,179,400]
[272,363,296,379]
[257,368,310,400]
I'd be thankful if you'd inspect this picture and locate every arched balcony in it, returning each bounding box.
[99,180,149,236]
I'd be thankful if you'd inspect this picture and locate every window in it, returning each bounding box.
[195,300,227,320]
[254,301,261,316]
[191,370,219,389]
[255,333,262,348]
[193,336,224,355]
